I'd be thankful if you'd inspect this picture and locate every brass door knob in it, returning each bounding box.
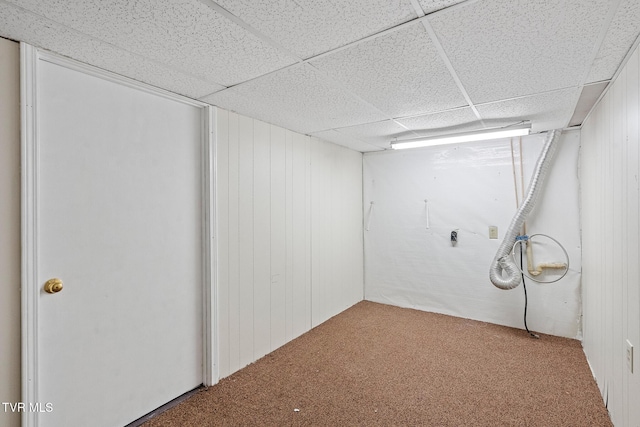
[44,278,63,294]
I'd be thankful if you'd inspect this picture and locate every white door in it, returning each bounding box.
[22,49,212,427]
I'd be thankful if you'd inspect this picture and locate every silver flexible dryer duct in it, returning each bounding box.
[490,129,562,290]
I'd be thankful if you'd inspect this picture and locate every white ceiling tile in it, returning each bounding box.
[429,0,612,103]
[310,23,467,118]
[586,0,640,83]
[5,0,297,86]
[395,107,480,137]
[0,2,225,98]
[201,64,388,134]
[334,120,417,149]
[476,88,580,133]
[311,130,384,153]
[416,0,468,15]
[213,0,418,58]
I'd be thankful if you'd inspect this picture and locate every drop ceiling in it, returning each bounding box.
[1,0,639,152]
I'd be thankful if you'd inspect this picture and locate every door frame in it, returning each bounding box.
[20,43,218,427]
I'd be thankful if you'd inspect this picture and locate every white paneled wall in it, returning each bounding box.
[581,43,640,426]
[363,132,582,338]
[215,108,363,379]
[311,138,365,326]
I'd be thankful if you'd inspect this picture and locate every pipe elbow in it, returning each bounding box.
[490,256,521,290]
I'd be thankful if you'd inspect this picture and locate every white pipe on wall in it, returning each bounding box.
[489,129,562,290]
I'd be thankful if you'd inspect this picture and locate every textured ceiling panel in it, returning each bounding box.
[213,0,417,59]
[395,107,480,137]
[429,0,612,104]
[311,129,384,152]
[5,0,296,86]
[416,0,469,15]
[476,88,580,133]
[310,23,467,118]
[202,64,388,134]
[334,120,417,149]
[586,0,640,83]
[0,2,225,98]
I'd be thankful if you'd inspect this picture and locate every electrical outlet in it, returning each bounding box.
[627,339,634,373]
[489,226,498,239]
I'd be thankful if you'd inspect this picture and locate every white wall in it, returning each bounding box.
[581,42,640,427]
[215,108,363,379]
[363,131,582,338]
[0,37,20,427]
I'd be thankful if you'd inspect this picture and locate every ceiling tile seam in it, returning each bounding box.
[408,0,426,17]
[580,31,640,128]
[198,16,429,98]
[583,80,613,87]
[564,0,623,128]
[420,19,484,126]
[198,0,304,63]
[577,0,623,87]
[310,117,418,139]
[304,62,422,136]
[472,85,585,108]
[0,0,228,93]
[201,0,481,100]
[391,104,477,122]
[302,0,479,66]
[406,0,485,133]
[197,61,307,100]
[197,21,428,97]
[324,128,389,151]
[391,119,422,134]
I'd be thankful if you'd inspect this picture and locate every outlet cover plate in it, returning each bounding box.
[489,226,498,239]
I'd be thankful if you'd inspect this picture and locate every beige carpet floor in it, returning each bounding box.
[144,301,611,426]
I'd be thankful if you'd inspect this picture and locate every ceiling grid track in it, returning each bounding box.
[8,0,634,150]
[581,30,640,128]
[564,0,623,128]
[304,61,422,138]
[410,1,484,127]
[201,0,481,139]
[196,0,303,64]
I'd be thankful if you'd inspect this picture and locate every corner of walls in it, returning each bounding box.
[310,136,364,327]
[362,131,582,339]
[579,41,640,426]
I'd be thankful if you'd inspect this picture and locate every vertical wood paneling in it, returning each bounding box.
[226,111,241,375]
[238,114,254,368]
[253,119,271,360]
[285,130,294,341]
[270,125,287,350]
[625,46,640,427]
[619,62,629,425]
[347,150,364,305]
[216,108,364,378]
[331,145,343,314]
[215,108,230,378]
[310,138,364,327]
[291,132,309,338]
[304,135,312,332]
[310,140,322,327]
[581,42,640,427]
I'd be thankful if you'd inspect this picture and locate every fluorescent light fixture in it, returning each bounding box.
[390,123,531,150]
